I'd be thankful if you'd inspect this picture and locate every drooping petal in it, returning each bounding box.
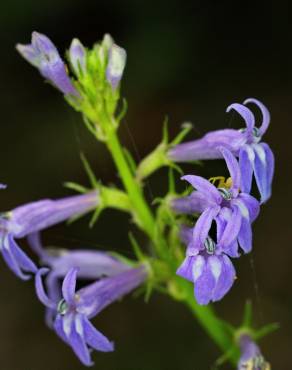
[253,143,270,203]
[181,175,222,205]
[179,226,193,245]
[226,103,255,133]
[212,255,236,301]
[219,147,241,192]
[82,315,114,352]
[193,257,215,305]
[238,334,270,369]
[235,194,260,222]
[239,146,255,194]
[35,268,57,309]
[244,98,270,136]
[1,238,31,280]
[176,256,195,282]
[68,314,92,367]
[261,142,275,200]
[237,216,252,253]
[215,216,240,257]
[62,267,78,305]
[218,206,242,248]
[7,233,37,273]
[190,206,220,254]
[54,315,69,343]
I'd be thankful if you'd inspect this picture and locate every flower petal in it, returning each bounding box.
[190,206,220,254]
[54,315,68,343]
[244,98,270,136]
[35,268,57,309]
[62,267,78,305]
[253,143,271,203]
[68,314,92,366]
[226,103,255,132]
[7,233,37,273]
[236,194,260,222]
[181,175,221,205]
[238,216,253,253]
[219,147,241,192]
[239,145,255,194]
[176,256,195,282]
[83,315,114,352]
[218,206,242,248]
[193,258,215,305]
[212,255,236,301]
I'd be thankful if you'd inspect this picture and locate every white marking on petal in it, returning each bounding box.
[234,200,249,219]
[245,145,255,162]
[192,255,205,281]
[253,144,266,165]
[208,256,222,281]
[75,315,84,336]
[63,314,72,337]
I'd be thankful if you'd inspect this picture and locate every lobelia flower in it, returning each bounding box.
[16,31,78,96]
[0,191,99,280]
[28,232,131,326]
[168,98,275,203]
[106,44,127,89]
[35,264,147,366]
[172,147,260,257]
[237,334,270,370]
[177,224,236,305]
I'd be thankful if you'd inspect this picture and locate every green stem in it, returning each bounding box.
[172,278,237,365]
[105,127,156,239]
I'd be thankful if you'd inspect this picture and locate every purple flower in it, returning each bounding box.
[35,264,147,366]
[0,192,98,280]
[173,148,260,256]
[16,32,78,96]
[106,44,127,89]
[177,226,236,305]
[169,98,275,203]
[238,334,270,370]
[29,232,131,326]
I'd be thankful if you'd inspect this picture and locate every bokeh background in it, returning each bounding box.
[0,1,291,369]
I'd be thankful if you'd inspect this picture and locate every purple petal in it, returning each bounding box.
[168,129,246,161]
[54,315,68,343]
[181,175,221,205]
[226,103,255,133]
[1,240,31,280]
[176,256,195,282]
[78,266,147,319]
[238,216,252,253]
[62,267,78,305]
[236,194,260,222]
[253,143,271,203]
[260,142,275,201]
[218,206,242,248]
[193,257,215,305]
[212,255,236,301]
[219,147,241,192]
[239,145,255,194]
[244,98,270,136]
[35,268,57,309]
[179,226,193,245]
[82,316,114,352]
[190,206,220,254]
[215,215,240,257]
[172,191,211,214]
[7,233,37,273]
[0,183,7,189]
[68,314,92,366]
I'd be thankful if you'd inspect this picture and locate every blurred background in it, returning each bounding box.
[0,1,291,369]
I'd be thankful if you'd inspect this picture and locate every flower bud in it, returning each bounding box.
[69,38,86,76]
[106,44,127,89]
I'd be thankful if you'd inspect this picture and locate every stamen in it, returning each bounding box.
[218,188,232,200]
[57,299,68,315]
[204,236,216,255]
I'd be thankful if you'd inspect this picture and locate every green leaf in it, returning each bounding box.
[63,181,88,193]
[80,152,98,188]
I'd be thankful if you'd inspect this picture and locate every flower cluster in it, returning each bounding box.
[171,100,274,304]
[6,29,276,368]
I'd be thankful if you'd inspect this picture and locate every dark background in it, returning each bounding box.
[0,1,291,369]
